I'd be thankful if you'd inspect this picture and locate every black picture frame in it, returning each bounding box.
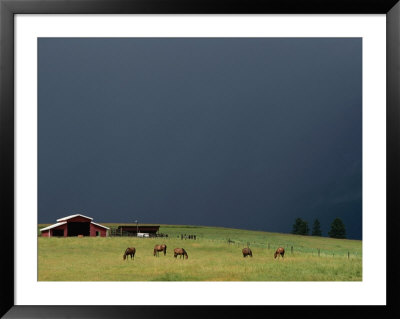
[1,0,399,317]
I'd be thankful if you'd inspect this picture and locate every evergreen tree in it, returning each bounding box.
[292,218,302,234]
[303,221,309,235]
[292,218,309,235]
[301,220,309,235]
[312,219,322,236]
[328,218,346,239]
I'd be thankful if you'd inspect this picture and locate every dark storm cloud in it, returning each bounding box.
[38,38,362,239]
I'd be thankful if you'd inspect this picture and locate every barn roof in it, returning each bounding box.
[91,221,110,229]
[40,222,67,232]
[56,214,93,222]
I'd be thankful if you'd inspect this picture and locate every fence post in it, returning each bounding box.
[348,251,350,259]
[291,246,293,254]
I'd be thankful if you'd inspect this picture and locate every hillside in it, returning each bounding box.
[38,224,362,281]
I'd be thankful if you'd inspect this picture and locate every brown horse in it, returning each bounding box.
[154,244,167,257]
[242,247,253,257]
[123,247,136,260]
[274,247,285,259]
[174,248,188,259]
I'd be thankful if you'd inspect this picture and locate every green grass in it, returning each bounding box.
[38,224,362,281]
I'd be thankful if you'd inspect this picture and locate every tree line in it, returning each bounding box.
[292,217,346,238]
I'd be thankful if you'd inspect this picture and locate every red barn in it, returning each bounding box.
[40,214,109,237]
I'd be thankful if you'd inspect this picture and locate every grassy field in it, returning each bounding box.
[38,224,362,281]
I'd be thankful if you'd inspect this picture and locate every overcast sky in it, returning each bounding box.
[38,38,362,239]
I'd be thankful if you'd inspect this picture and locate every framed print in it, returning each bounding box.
[1,0,399,318]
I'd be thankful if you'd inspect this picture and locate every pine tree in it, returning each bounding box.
[292,218,309,235]
[312,219,322,236]
[302,220,310,235]
[328,218,346,239]
[292,218,302,235]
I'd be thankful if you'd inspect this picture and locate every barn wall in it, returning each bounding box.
[41,223,68,237]
[63,216,91,223]
[90,224,108,237]
[41,230,50,237]
[61,223,68,237]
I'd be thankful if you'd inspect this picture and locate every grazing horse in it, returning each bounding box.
[123,247,136,260]
[154,244,167,257]
[242,247,253,257]
[274,247,285,259]
[174,248,188,259]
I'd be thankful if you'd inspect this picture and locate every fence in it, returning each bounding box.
[107,227,360,259]
[108,228,168,238]
[179,234,197,240]
[194,237,361,259]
